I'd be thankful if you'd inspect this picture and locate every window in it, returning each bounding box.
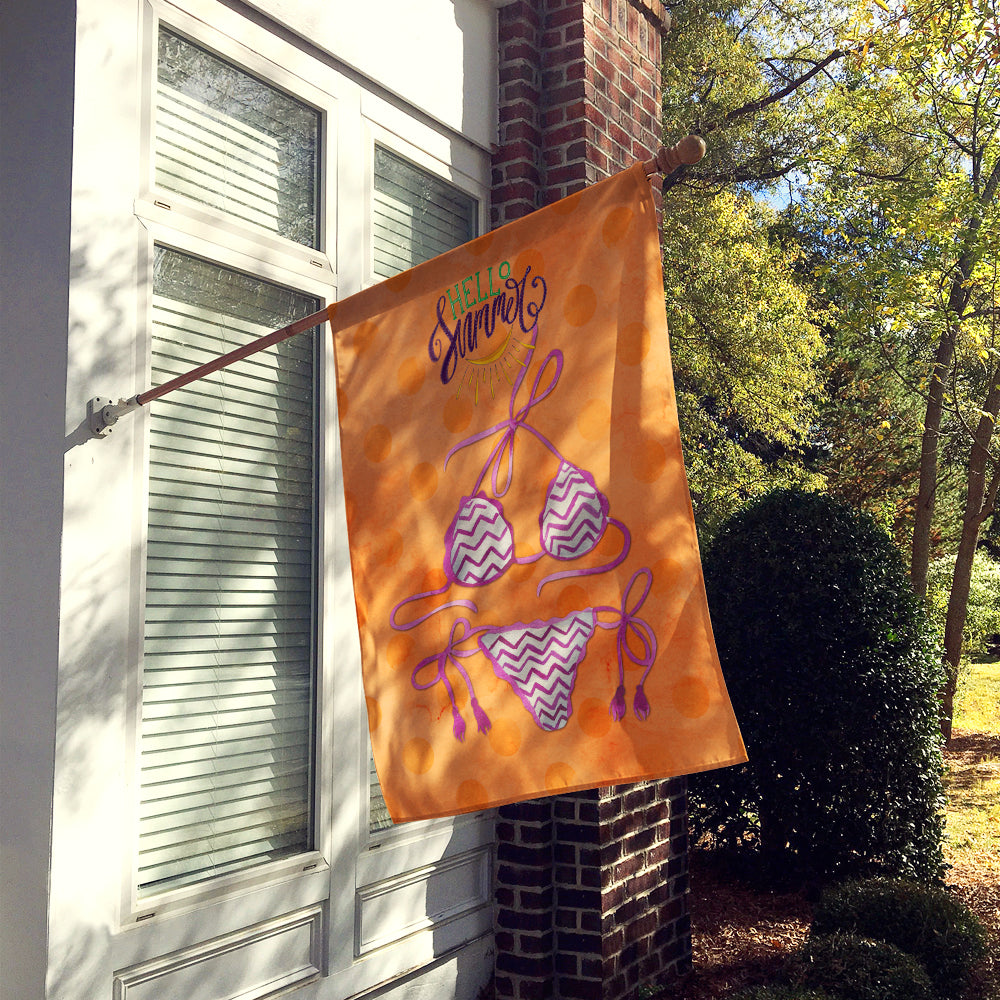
[136,26,323,897]
[155,28,320,247]
[139,248,319,894]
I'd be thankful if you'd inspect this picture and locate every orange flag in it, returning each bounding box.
[330,163,746,822]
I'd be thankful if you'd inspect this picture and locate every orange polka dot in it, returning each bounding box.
[488,717,522,756]
[364,425,392,463]
[551,190,583,215]
[671,675,711,718]
[444,394,474,434]
[353,321,378,355]
[557,584,589,616]
[650,557,686,600]
[564,285,597,327]
[387,633,414,671]
[578,697,612,738]
[397,357,425,395]
[374,529,402,567]
[366,697,381,732]
[457,779,490,810]
[631,439,667,483]
[508,551,538,583]
[602,206,634,246]
[596,527,622,559]
[409,462,438,501]
[578,398,610,442]
[403,738,434,774]
[513,249,545,281]
[422,567,448,592]
[466,233,495,257]
[545,761,577,791]
[617,321,651,366]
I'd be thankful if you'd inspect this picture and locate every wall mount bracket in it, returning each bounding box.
[87,396,140,438]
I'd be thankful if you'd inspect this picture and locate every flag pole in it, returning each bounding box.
[88,136,705,437]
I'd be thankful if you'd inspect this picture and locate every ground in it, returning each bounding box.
[657,730,1000,999]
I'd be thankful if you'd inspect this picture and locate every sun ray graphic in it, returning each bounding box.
[456,326,534,404]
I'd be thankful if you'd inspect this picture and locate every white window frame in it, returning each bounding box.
[123,0,340,931]
[111,1,496,991]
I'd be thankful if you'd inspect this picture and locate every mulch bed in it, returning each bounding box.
[656,733,1000,999]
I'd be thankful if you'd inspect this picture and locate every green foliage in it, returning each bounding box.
[812,878,988,999]
[661,0,852,193]
[791,934,934,1000]
[691,488,947,881]
[664,188,826,541]
[927,550,1000,658]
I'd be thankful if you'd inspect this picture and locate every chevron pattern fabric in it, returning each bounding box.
[445,494,514,586]
[479,610,597,731]
[540,462,609,560]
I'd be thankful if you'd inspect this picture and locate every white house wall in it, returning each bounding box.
[241,0,498,152]
[0,1,499,998]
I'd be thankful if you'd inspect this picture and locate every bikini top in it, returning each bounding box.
[390,326,629,630]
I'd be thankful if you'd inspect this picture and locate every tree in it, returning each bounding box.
[659,1,846,538]
[662,188,825,539]
[800,0,1000,736]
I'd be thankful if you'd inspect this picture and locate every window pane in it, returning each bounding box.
[373,146,476,278]
[156,28,320,248]
[369,149,478,832]
[138,247,318,895]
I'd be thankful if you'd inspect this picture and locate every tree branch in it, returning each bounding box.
[703,49,847,133]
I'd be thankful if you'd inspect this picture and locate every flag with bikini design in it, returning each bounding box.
[329,163,746,822]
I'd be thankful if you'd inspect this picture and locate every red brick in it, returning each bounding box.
[502,40,538,63]
[503,79,541,104]
[543,38,586,68]
[503,120,543,145]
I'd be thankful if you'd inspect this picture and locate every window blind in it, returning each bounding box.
[138,248,319,895]
[156,28,320,249]
[368,147,477,833]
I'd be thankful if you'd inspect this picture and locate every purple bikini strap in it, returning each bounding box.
[595,568,658,721]
[390,584,478,632]
[411,618,492,740]
[444,327,566,498]
[535,517,632,596]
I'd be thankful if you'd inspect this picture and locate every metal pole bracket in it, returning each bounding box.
[88,396,139,438]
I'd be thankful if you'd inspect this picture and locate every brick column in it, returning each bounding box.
[491,3,692,999]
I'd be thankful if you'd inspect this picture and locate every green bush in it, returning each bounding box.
[811,878,988,999]
[691,488,946,881]
[792,933,934,1000]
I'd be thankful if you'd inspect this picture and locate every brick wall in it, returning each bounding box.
[492,0,668,227]
[491,5,691,997]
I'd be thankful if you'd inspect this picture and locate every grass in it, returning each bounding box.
[945,659,1000,868]
[955,658,1000,733]
[941,658,1000,1000]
